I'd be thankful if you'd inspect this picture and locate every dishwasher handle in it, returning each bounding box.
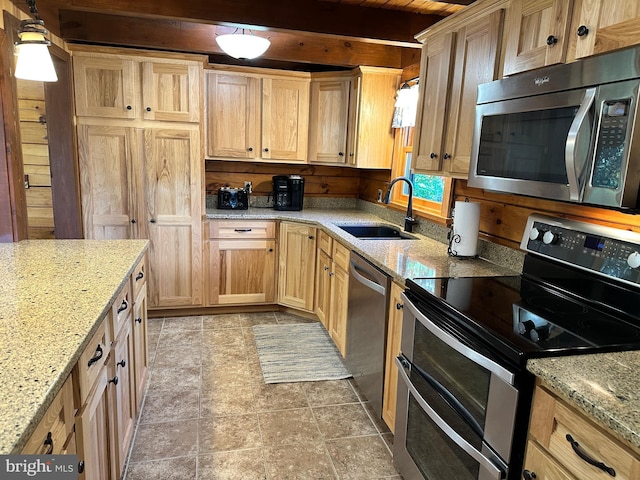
[350,261,386,296]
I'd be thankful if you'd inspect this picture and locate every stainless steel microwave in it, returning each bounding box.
[468,46,640,210]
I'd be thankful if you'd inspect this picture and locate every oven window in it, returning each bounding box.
[407,393,480,479]
[476,107,579,184]
[412,320,491,432]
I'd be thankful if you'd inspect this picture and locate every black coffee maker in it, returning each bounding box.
[272,175,304,211]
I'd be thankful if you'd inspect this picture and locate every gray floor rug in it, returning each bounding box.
[253,323,351,383]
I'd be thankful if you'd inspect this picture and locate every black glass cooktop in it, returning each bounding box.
[406,256,640,366]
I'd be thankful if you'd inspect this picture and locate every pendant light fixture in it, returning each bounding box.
[215,28,271,60]
[14,0,57,82]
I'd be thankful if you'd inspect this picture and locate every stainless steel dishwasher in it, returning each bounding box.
[346,251,391,417]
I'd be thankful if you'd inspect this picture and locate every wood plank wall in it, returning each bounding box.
[17,80,54,239]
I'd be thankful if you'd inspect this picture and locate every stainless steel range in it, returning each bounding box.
[394,214,640,480]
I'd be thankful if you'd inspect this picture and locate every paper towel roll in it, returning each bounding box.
[451,201,480,257]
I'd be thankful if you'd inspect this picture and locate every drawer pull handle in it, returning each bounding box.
[44,432,53,455]
[136,271,144,281]
[234,228,252,232]
[117,300,128,314]
[135,317,143,324]
[87,344,103,368]
[565,434,616,477]
[78,461,85,474]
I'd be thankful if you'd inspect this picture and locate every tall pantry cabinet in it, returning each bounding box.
[73,47,204,308]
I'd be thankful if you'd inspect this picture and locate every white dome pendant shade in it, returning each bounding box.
[14,20,57,82]
[215,29,271,60]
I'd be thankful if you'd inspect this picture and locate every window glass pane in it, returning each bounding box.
[412,174,445,203]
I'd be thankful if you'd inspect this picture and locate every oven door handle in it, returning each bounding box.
[402,293,515,385]
[396,356,507,480]
[566,87,596,201]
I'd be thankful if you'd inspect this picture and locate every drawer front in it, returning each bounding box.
[111,282,133,340]
[131,256,146,299]
[318,230,333,255]
[21,375,74,454]
[75,321,108,407]
[332,241,350,272]
[531,386,640,480]
[523,441,574,480]
[209,221,276,239]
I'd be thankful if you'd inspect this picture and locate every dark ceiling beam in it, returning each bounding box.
[35,0,441,45]
[59,10,416,68]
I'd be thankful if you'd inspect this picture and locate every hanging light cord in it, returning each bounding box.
[25,0,41,20]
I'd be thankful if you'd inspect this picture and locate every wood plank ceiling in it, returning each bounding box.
[18,0,475,69]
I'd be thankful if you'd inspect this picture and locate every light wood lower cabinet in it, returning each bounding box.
[278,222,317,311]
[206,221,277,305]
[382,281,404,433]
[524,384,640,480]
[327,254,349,356]
[315,243,332,329]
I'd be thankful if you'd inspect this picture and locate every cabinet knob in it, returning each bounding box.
[522,470,536,480]
[396,303,403,310]
[109,376,119,386]
[349,152,354,157]
[146,106,152,112]
[268,248,274,253]
[546,35,558,46]
[308,235,314,240]
[323,265,329,271]
[78,461,85,474]
[443,153,451,159]
[126,105,132,110]
[263,148,269,152]
[117,359,126,368]
[577,25,589,37]
[338,152,344,156]
[150,218,156,224]
[130,219,136,224]
[135,317,142,324]
[430,152,438,159]
[329,272,334,277]
[248,147,253,152]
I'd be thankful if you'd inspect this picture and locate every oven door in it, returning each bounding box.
[394,293,518,480]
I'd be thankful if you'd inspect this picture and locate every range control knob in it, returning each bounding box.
[628,251,640,269]
[529,227,543,241]
[542,231,559,245]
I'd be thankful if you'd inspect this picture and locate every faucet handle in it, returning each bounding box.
[404,216,418,233]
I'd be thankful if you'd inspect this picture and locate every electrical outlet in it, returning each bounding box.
[244,181,252,194]
[377,189,383,202]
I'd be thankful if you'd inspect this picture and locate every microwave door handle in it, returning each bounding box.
[566,87,597,201]
[396,357,506,480]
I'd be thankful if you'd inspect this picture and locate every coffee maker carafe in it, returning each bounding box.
[272,175,304,211]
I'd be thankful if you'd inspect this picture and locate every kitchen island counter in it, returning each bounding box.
[0,239,148,454]
[205,208,518,283]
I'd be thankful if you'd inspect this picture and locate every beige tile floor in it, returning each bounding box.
[123,312,402,480]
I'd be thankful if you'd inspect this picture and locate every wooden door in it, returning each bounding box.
[132,287,148,410]
[346,74,361,166]
[76,367,114,480]
[444,10,503,177]
[78,124,135,239]
[315,247,332,329]
[308,78,350,164]
[73,55,138,119]
[278,222,316,311]
[208,238,276,304]
[142,61,201,122]
[261,78,309,162]
[110,321,136,477]
[570,0,640,59]
[503,0,573,76]
[140,127,202,307]
[328,263,349,357]
[413,32,455,172]
[206,72,260,159]
[382,282,404,433]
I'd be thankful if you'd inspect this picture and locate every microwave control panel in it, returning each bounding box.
[521,214,640,287]
[591,98,632,190]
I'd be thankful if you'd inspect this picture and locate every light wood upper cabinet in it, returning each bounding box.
[141,61,201,122]
[278,222,316,312]
[206,72,260,159]
[346,67,400,169]
[569,0,640,60]
[308,77,351,165]
[73,51,203,122]
[503,0,573,76]
[261,78,309,162]
[413,5,504,177]
[73,55,138,119]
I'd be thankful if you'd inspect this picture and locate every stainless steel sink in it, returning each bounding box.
[336,224,417,240]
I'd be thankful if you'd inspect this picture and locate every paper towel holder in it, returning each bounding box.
[447,198,480,258]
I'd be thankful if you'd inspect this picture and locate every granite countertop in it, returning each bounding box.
[528,353,640,450]
[205,208,518,283]
[0,239,149,454]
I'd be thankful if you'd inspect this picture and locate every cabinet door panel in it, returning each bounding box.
[141,128,202,307]
[382,282,404,433]
[262,78,309,162]
[315,248,332,329]
[328,265,348,357]
[308,79,350,164]
[208,239,276,304]
[142,62,201,122]
[78,125,134,240]
[278,222,316,311]
[132,288,148,410]
[73,56,137,119]
[413,33,454,172]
